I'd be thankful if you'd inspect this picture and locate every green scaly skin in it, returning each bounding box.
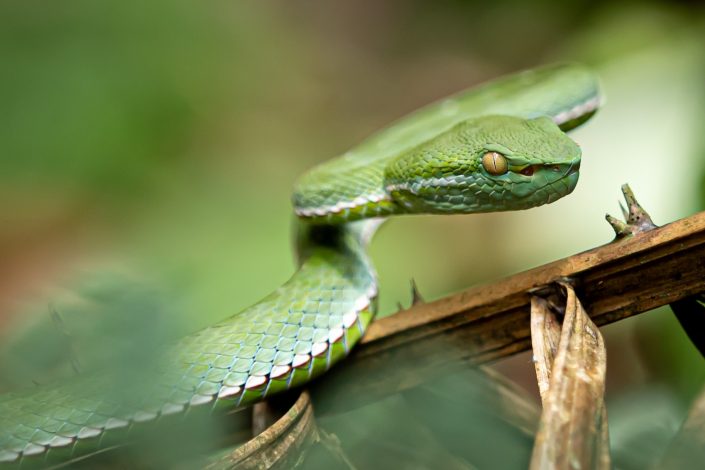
[0,63,600,467]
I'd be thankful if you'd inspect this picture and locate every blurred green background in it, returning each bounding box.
[1,1,704,468]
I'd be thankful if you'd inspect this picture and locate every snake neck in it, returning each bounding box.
[294,217,385,268]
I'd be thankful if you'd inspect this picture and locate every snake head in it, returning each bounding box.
[384,115,581,214]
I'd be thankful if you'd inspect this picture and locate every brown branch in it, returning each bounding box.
[313,210,705,413]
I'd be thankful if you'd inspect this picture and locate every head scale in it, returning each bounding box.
[384,115,581,214]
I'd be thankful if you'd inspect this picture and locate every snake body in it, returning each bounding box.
[0,63,600,466]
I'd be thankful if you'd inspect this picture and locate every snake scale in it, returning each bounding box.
[0,63,600,467]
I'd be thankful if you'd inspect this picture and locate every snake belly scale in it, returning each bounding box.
[0,63,600,466]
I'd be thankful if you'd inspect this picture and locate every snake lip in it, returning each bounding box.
[537,162,580,204]
[562,159,581,177]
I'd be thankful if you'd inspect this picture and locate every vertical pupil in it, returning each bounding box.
[482,152,507,175]
[491,155,499,171]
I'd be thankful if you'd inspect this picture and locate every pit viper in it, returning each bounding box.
[0,63,601,467]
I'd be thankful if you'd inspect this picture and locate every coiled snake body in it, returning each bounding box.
[0,64,600,466]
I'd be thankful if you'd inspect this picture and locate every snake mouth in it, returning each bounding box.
[565,158,581,177]
[542,165,580,204]
[563,158,581,191]
[565,169,580,190]
[525,157,580,190]
[527,157,581,206]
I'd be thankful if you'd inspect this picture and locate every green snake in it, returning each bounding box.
[0,63,600,467]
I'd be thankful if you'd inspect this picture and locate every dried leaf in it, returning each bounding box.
[529,283,610,470]
[530,296,561,405]
[205,392,319,470]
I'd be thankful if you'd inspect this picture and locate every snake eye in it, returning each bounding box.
[481,151,508,175]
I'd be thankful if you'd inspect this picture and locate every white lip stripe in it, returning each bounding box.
[295,192,391,217]
[387,174,475,195]
[553,95,601,126]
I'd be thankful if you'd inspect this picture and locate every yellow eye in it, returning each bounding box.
[481,151,508,175]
